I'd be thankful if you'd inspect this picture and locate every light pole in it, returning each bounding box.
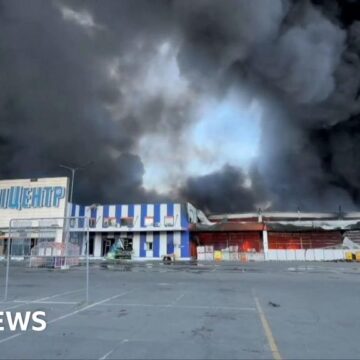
[59,161,93,203]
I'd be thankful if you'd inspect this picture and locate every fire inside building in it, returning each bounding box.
[0,177,360,262]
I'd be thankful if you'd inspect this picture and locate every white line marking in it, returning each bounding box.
[101,303,256,311]
[99,339,129,360]
[99,349,114,360]
[0,291,132,345]
[48,291,131,325]
[1,289,83,311]
[36,288,84,302]
[13,300,77,305]
[4,298,255,313]
[0,333,22,345]
[170,293,185,306]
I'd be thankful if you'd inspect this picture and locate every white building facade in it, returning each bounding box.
[0,177,69,255]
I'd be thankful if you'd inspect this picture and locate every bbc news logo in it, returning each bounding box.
[0,311,47,332]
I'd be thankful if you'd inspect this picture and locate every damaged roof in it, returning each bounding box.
[265,220,360,232]
[190,220,360,232]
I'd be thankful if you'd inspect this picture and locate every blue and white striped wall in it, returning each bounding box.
[132,230,189,259]
[68,203,189,231]
[67,202,190,259]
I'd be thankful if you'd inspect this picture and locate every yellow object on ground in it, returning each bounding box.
[214,250,222,261]
[345,251,355,261]
[355,252,360,262]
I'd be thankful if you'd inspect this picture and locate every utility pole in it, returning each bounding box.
[59,161,93,203]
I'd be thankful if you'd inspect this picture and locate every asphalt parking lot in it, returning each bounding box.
[0,261,360,359]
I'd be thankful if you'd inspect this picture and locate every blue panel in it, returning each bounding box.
[128,204,134,218]
[140,204,147,227]
[167,203,174,216]
[181,231,190,258]
[90,207,97,219]
[71,203,76,217]
[140,233,146,257]
[154,204,160,224]
[103,205,109,218]
[115,204,122,222]
[167,232,174,254]
[78,206,85,228]
[180,204,188,229]
[153,232,160,257]
[102,205,109,228]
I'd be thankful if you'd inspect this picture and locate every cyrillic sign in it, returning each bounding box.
[0,186,65,210]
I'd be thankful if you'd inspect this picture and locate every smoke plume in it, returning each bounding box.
[0,0,359,213]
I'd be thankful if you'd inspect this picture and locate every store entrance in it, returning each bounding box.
[102,238,115,257]
[102,234,133,258]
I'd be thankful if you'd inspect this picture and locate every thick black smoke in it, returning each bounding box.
[180,165,267,213]
[0,0,359,212]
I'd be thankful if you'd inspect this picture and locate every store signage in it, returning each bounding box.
[0,186,65,210]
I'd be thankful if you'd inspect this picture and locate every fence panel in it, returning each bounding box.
[196,235,264,262]
[266,248,346,261]
[3,217,89,303]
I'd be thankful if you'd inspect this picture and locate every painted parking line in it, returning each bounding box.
[98,339,129,360]
[0,289,84,311]
[47,291,132,324]
[254,296,282,360]
[3,300,257,311]
[99,349,114,360]
[0,291,133,345]
[101,303,256,311]
[13,300,77,305]
[0,333,22,345]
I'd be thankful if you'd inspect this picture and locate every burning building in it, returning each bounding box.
[190,210,360,261]
[1,177,360,262]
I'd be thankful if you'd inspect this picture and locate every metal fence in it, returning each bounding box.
[2,217,89,302]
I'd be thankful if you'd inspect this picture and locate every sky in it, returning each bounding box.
[0,0,360,213]
[139,92,262,193]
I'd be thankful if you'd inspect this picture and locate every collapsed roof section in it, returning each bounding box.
[209,211,360,222]
[190,222,264,232]
[190,209,360,232]
[264,220,360,232]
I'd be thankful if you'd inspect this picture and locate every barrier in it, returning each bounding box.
[3,216,90,302]
[267,249,346,261]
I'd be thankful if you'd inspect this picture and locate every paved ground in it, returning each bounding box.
[0,261,360,359]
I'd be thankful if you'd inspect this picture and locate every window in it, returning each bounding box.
[120,217,134,227]
[89,218,96,228]
[147,242,153,251]
[164,216,174,227]
[144,216,154,227]
[102,217,109,228]
[123,238,133,251]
